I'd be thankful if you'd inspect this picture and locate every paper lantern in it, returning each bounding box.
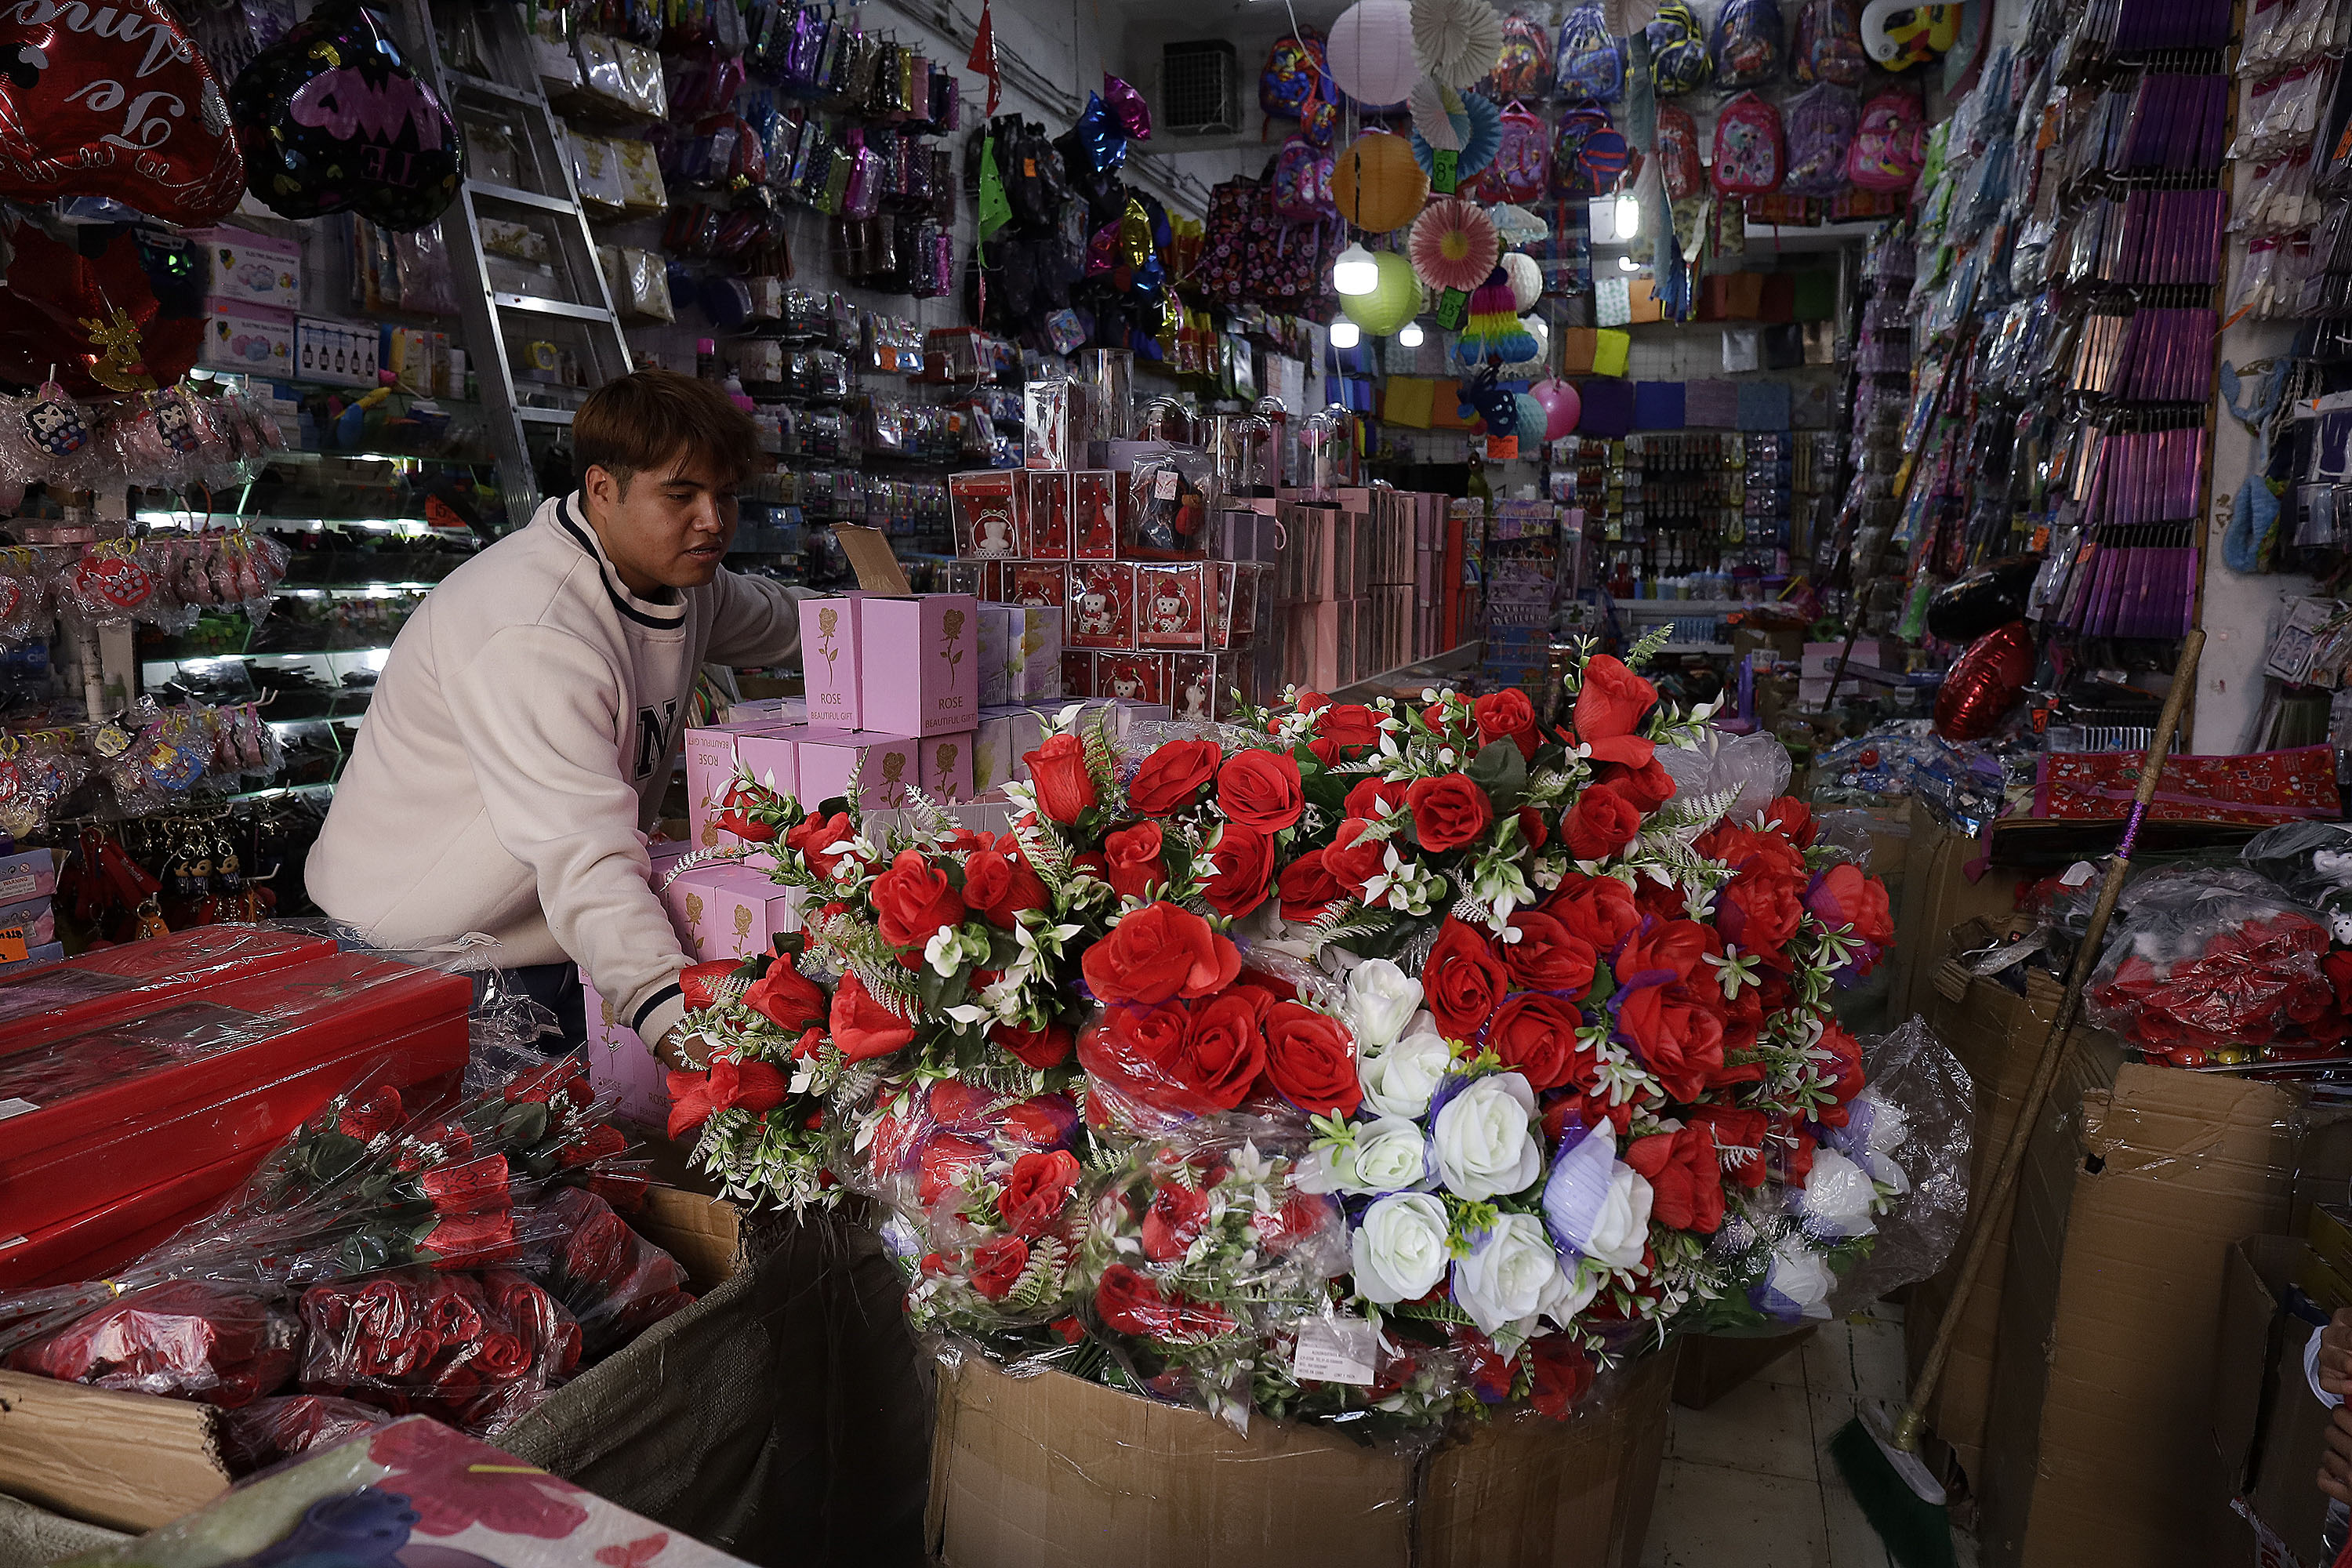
[1332,130,1430,234]
[1532,376,1581,438]
[1339,251,1425,335]
[1512,394,1549,441]
[1502,252,1543,312]
[1454,267,1535,363]
[1411,90,1503,180]
[1409,197,1501,292]
[1413,0,1508,89]
[1329,0,1420,107]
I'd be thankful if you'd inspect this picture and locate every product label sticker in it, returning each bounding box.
[1155,470,1179,500]
[1293,1315,1380,1385]
[0,933,25,965]
[0,1097,34,1120]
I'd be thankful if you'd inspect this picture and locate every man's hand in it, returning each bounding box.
[2323,1406,2352,1503]
[2321,1310,2352,1399]
[655,1025,710,1072]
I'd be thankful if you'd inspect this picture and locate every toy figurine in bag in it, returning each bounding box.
[61,541,160,628]
[1126,452,1210,556]
[21,380,89,459]
[0,547,53,649]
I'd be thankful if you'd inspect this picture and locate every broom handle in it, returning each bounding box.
[1893,629,2205,1452]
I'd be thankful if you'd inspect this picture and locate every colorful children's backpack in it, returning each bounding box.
[1711,0,1784,89]
[1646,2,1712,96]
[1847,88,1925,191]
[1272,133,1336,220]
[1487,100,1552,201]
[1260,34,1327,121]
[1793,0,1871,85]
[1555,4,1625,101]
[1486,11,1555,99]
[1711,91,1785,194]
[1655,103,1705,201]
[1552,102,1631,198]
[1781,82,1857,194]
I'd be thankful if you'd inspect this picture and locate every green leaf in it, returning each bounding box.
[1465,740,1528,814]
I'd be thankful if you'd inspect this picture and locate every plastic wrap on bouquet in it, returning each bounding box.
[2083,866,2339,1065]
[3,1279,297,1406]
[1655,728,1791,823]
[296,1265,580,1436]
[1817,1016,1972,1317]
[218,1393,394,1475]
[535,1186,695,1356]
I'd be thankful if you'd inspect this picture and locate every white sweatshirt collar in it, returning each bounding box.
[538,491,689,630]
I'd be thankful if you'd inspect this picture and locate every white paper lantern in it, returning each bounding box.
[1502,252,1543,313]
[1329,0,1421,107]
[1411,0,1507,90]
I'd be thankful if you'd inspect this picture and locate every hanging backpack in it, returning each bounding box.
[1272,133,1336,221]
[1487,100,1552,201]
[1655,103,1705,201]
[1552,102,1630,198]
[1261,34,1327,121]
[1711,0,1785,89]
[1194,175,1259,299]
[1711,91,1785,195]
[1793,0,1871,85]
[1646,1,1711,96]
[1781,83,1857,194]
[1555,3,1625,102]
[1486,11,1555,99]
[1847,88,1925,191]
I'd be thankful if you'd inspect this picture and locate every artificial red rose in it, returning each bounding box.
[1309,702,1382,765]
[740,961,826,1033]
[785,811,857,883]
[1527,1332,1595,1420]
[1102,821,1168,901]
[1000,1149,1081,1236]
[2325,949,2352,1013]
[1080,902,1243,1005]
[1344,775,1409,821]
[1715,873,1804,960]
[1473,688,1542,760]
[968,1236,1030,1300]
[1624,1124,1723,1233]
[1142,1180,1211,1261]
[1323,818,1389,893]
[830,971,916,1061]
[1218,750,1305,832]
[872,850,966,952]
[1807,864,1896,949]
[677,960,742,1013]
[1293,689,1333,717]
[1817,1022,1867,1109]
[1422,918,1509,1040]
[1277,851,1348,923]
[1501,911,1598,995]
[1094,1264,1235,1340]
[1563,785,1642,861]
[712,780,782,843]
[997,1092,1080,1149]
[1077,1003,1194,1109]
[1025,732,1098,823]
[1766,795,1815,845]
[1168,990,1270,1111]
[1541,1083,1635,1139]
[1200,822,1275,919]
[1449,1326,1515,1403]
[1599,757,1676,812]
[1422,698,1472,743]
[1573,655,1658,767]
[1485,993,1595,1091]
[1253,1191,1338,1254]
[1517,806,1548,851]
[1408,774,1494,853]
[1770,1115,1819,1183]
[1127,738,1222,815]
[993,1017,1073,1069]
[1684,1105,1772,1189]
[1547,873,1642,953]
[916,1133,990,1207]
[663,1058,789,1142]
[1263,1000,1362,1115]
[961,843,1051,928]
[1617,978,1727,1102]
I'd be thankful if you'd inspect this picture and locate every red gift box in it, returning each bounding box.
[0,1145,263,1290]
[0,951,472,1240]
[0,926,338,1058]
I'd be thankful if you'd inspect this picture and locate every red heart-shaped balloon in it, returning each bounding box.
[0,1,245,226]
[74,555,154,612]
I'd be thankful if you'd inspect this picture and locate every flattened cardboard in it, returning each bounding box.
[0,1370,229,1532]
[2211,1235,2335,1567]
[837,525,913,593]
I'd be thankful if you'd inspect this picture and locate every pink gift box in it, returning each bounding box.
[918,729,977,803]
[798,595,866,728]
[684,721,799,854]
[583,973,667,1131]
[797,727,918,811]
[699,866,808,964]
[858,594,980,737]
[661,862,745,962]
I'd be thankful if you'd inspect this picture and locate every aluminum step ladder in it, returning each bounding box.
[397,0,635,532]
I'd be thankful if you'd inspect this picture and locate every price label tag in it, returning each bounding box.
[0,1097,36,1120]
[1486,435,1519,461]
[1293,1315,1381,1385]
[0,932,24,965]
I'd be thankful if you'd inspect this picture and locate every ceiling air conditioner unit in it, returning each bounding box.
[1161,40,1240,137]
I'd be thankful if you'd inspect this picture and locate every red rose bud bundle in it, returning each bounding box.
[538,1187,695,1357]
[218,1394,394,1476]
[4,1279,298,1408]
[295,1265,582,1436]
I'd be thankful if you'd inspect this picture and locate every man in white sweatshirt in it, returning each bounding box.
[309,368,798,1060]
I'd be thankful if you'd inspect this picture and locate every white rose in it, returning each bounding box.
[1581,1163,1654,1270]
[1346,959,1424,1051]
[1761,1237,1835,1320]
[1432,1073,1541,1200]
[1799,1149,1878,1240]
[1359,1014,1452,1120]
[1451,1213,1595,1337]
[1848,1088,1913,1195]
[1352,1192,1451,1304]
[1296,1117,1431,1196]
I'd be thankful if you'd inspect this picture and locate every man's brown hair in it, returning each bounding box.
[573,368,759,492]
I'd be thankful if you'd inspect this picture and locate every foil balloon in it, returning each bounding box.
[1933,620,2036,742]
[1926,556,2043,644]
[1120,197,1154,267]
[1103,74,1151,140]
[230,0,462,229]
[1073,90,1127,175]
[1530,376,1581,438]
[1086,223,1120,278]
[0,0,244,224]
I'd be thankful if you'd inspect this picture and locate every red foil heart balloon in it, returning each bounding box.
[1933,620,2036,742]
[0,0,244,224]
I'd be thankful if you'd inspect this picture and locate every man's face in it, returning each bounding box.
[584,448,739,593]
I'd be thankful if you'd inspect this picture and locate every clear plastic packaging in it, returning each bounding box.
[537,1185,695,1357]
[1818,1015,1973,1317]
[5,1280,298,1406]
[295,1265,579,1434]
[217,1393,394,1475]
[2083,866,2337,1065]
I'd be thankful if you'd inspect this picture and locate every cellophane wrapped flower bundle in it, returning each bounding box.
[680,641,1965,1436]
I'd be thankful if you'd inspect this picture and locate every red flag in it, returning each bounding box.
[966,0,1001,115]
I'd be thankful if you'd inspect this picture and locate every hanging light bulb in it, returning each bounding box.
[1397,320,1425,347]
[1614,190,1639,238]
[1331,241,1379,296]
[1330,318,1363,348]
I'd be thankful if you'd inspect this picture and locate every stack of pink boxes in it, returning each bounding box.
[1274,487,1444,692]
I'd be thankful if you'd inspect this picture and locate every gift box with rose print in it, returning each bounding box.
[794,595,866,729]
[858,595,978,738]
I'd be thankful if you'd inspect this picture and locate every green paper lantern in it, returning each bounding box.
[1339,251,1425,336]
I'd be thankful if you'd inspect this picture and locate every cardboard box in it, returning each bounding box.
[918,729,977,804]
[0,848,54,906]
[698,868,806,964]
[659,863,738,960]
[859,595,979,737]
[975,709,1045,794]
[797,595,865,728]
[198,303,296,376]
[682,721,795,852]
[1886,800,2027,1027]
[796,728,916,811]
[198,226,301,310]
[2212,1236,2337,1568]
[927,1344,1676,1568]
[1671,1328,1815,1410]
[293,315,377,387]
